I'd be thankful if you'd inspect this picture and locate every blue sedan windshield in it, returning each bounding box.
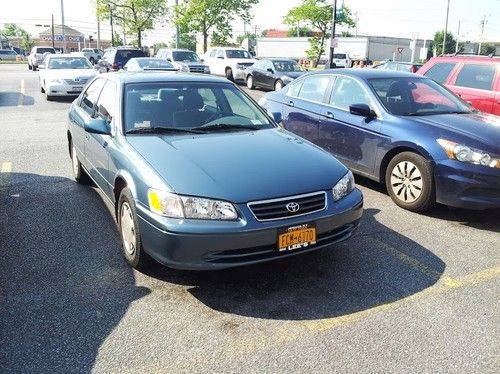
[368,77,472,116]
[123,82,274,132]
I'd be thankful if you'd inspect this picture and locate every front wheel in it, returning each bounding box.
[385,152,435,212]
[28,63,32,70]
[225,68,234,81]
[274,79,284,91]
[118,188,153,270]
[246,75,254,89]
[71,143,89,184]
[89,57,95,64]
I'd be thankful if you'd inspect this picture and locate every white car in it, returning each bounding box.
[38,54,97,101]
[28,46,56,71]
[203,47,256,81]
[81,48,101,64]
[331,53,352,68]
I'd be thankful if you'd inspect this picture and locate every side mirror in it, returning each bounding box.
[269,111,282,124]
[217,56,224,59]
[200,58,204,62]
[38,64,45,69]
[84,118,111,135]
[166,58,171,62]
[267,68,274,74]
[349,103,376,118]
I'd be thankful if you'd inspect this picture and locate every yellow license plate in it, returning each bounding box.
[278,224,317,252]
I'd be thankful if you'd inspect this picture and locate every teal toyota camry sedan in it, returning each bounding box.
[67,72,363,270]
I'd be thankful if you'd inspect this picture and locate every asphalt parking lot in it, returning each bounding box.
[0,64,499,373]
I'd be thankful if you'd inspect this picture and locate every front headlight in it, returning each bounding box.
[180,65,189,72]
[332,170,355,201]
[148,189,238,220]
[203,66,210,73]
[281,75,292,82]
[50,78,62,83]
[236,63,245,70]
[437,139,499,168]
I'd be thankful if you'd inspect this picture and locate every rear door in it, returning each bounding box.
[449,62,498,114]
[281,74,332,145]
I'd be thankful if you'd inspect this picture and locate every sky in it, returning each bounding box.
[1,0,500,45]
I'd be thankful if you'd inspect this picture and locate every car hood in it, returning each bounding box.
[410,112,500,149]
[278,71,305,79]
[231,58,257,65]
[41,69,96,80]
[126,128,347,203]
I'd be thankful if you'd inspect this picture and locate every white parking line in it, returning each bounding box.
[17,79,25,107]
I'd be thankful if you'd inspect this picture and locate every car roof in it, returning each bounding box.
[428,55,500,63]
[101,71,232,85]
[309,68,423,80]
[265,58,297,62]
[48,53,85,58]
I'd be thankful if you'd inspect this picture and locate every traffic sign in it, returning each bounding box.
[397,47,404,54]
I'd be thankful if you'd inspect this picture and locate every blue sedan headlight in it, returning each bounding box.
[332,171,355,201]
[437,139,500,168]
[148,189,238,220]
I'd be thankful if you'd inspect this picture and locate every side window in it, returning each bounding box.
[296,75,330,103]
[223,89,259,119]
[80,79,105,117]
[209,49,217,58]
[265,61,274,71]
[96,81,117,122]
[287,79,304,97]
[216,49,224,58]
[455,64,496,90]
[198,88,218,110]
[253,60,264,69]
[330,77,370,110]
[423,62,457,84]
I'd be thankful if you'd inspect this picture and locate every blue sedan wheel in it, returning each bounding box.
[385,152,435,212]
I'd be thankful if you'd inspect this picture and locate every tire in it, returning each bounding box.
[89,57,95,64]
[225,67,234,81]
[71,143,90,184]
[274,79,284,91]
[118,188,153,270]
[385,152,435,212]
[46,92,54,101]
[32,65,37,71]
[40,82,45,93]
[28,63,32,70]
[246,75,254,89]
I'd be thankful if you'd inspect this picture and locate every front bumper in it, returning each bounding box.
[234,68,247,81]
[434,159,500,210]
[136,188,363,270]
[46,82,85,97]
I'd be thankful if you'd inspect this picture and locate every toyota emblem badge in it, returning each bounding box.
[286,202,300,213]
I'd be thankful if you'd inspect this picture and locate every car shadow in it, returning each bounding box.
[0,92,34,107]
[143,207,446,321]
[0,172,149,372]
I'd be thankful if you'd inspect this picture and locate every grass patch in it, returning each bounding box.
[0,60,27,64]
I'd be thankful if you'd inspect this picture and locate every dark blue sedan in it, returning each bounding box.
[67,72,363,270]
[259,69,500,211]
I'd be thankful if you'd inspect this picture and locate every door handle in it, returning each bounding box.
[287,100,294,107]
[324,111,334,119]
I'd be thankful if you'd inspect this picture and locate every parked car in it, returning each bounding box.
[417,55,500,115]
[97,47,146,72]
[123,57,177,72]
[203,47,256,81]
[38,54,97,101]
[0,49,19,61]
[156,48,210,74]
[67,72,363,270]
[259,69,500,212]
[12,47,26,56]
[80,48,101,64]
[28,46,56,71]
[373,61,423,73]
[331,53,352,68]
[245,58,306,91]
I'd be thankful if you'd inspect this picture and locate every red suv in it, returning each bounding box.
[417,55,500,115]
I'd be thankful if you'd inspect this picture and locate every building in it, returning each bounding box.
[36,24,111,52]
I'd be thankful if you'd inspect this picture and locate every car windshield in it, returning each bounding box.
[273,60,304,72]
[368,77,473,116]
[135,58,174,69]
[333,54,347,59]
[123,82,273,133]
[225,49,251,59]
[36,48,55,54]
[172,51,200,62]
[115,49,146,62]
[47,57,93,69]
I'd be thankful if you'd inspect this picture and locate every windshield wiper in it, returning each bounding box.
[191,123,264,132]
[126,126,203,134]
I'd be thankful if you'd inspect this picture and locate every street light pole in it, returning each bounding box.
[61,0,66,53]
[328,0,337,68]
[175,0,180,48]
[51,14,55,49]
[442,0,450,55]
[455,20,461,53]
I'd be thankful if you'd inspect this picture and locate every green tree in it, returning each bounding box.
[480,43,496,56]
[284,0,355,66]
[236,31,256,45]
[96,0,168,48]
[1,23,34,50]
[21,33,35,51]
[168,30,197,51]
[174,0,259,53]
[286,26,314,37]
[432,30,456,56]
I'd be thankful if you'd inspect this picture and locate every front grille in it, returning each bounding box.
[248,191,326,221]
[188,65,206,73]
[63,78,88,85]
[237,63,254,69]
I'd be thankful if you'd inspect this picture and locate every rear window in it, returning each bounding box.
[422,62,456,84]
[36,47,56,54]
[333,54,346,59]
[115,49,145,62]
[455,63,496,91]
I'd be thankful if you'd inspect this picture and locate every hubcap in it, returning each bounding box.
[390,161,423,203]
[72,145,79,176]
[275,81,283,90]
[247,76,252,88]
[120,202,136,256]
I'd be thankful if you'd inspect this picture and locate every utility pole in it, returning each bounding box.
[97,14,101,50]
[455,20,461,53]
[478,14,487,55]
[354,11,359,37]
[109,5,114,47]
[328,0,338,68]
[175,0,180,48]
[51,14,55,49]
[442,0,450,55]
[61,0,66,53]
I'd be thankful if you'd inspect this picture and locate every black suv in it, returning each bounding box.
[97,47,146,72]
